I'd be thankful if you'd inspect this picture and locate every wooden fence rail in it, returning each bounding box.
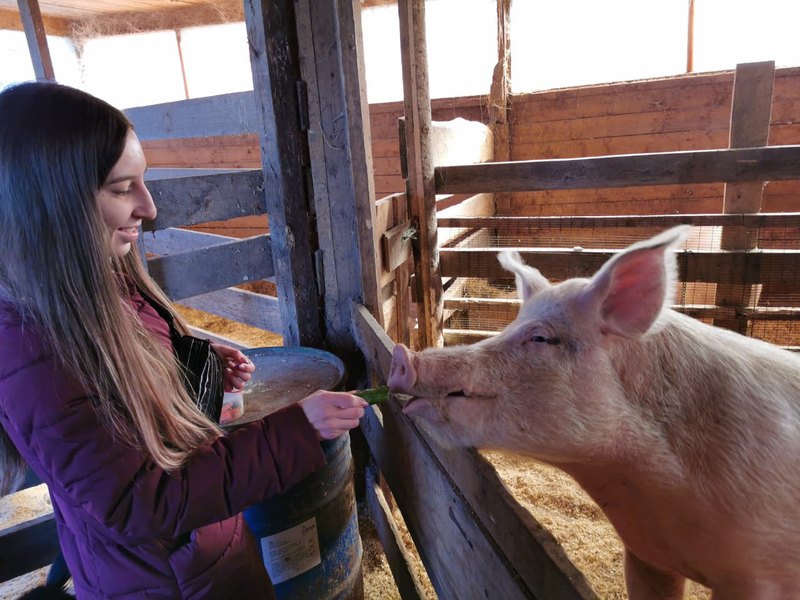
[435,145,800,194]
[147,234,273,301]
[125,91,259,141]
[145,170,266,232]
[438,212,800,230]
[440,247,800,285]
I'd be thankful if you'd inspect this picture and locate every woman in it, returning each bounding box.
[0,82,367,599]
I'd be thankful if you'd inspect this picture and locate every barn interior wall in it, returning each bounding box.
[506,66,800,216]
[142,66,800,228]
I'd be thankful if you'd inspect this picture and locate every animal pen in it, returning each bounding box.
[3,0,800,599]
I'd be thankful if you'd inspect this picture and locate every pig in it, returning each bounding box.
[388,226,800,600]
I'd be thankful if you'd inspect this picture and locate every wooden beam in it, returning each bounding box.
[398,0,443,348]
[440,246,800,286]
[444,299,800,332]
[144,170,266,232]
[147,235,273,301]
[340,0,384,325]
[715,61,775,332]
[444,328,500,346]
[17,0,54,81]
[178,287,281,334]
[294,0,373,370]
[435,145,800,194]
[0,8,71,37]
[67,0,244,39]
[686,0,695,72]
[381,220,415,272]
[188,326,250,350]
[145,168,254,181]
[490,0,512,212]
[141,228,233,256]
[350,301,597,599]
[365,464,427,600]
[437,213,800,230]
[245,0,323,348]
[126,92,258,141]
[0,512,58,583]
[350,301,395,381]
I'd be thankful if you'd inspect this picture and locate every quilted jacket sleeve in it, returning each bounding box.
[0,317,326,540]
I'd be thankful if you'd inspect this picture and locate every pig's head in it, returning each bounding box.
[388,226,690,463]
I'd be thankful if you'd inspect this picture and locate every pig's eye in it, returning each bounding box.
[533,335,560,345]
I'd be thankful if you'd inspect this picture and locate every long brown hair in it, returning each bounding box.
[0,82,219,495]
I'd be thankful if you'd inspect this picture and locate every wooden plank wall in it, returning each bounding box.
[506,66,800,216]
[141,97,490,201]
[141,66,800,221]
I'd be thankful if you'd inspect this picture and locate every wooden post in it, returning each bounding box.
[686,0,694,73]
[398,0,444,348]
[713,61,774,334]
[243,0,323,348]
[294,0,360,357]
[490,0,512,214]
[17,0,54,81]
[291,0,382,378]
[339,0,384,325]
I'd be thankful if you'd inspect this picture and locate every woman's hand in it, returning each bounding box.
[210,343,256,392]
[299,391,368,441]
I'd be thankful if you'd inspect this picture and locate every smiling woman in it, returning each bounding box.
[0,82,367,600]
[95,130,157,258]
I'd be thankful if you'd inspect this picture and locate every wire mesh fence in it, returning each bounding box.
[438,214,800,349]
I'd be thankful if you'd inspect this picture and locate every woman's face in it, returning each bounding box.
[96,129,156,258]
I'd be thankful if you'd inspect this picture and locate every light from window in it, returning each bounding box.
[510,0,688,93]
[693,0,800,72]
[362,0,497,104]
[0,31,81,91]
[82,31,185,109]
[179,22,253,99]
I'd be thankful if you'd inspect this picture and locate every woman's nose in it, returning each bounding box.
[135,184,157,221]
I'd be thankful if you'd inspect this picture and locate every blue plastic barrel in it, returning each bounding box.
[229,347,363,599]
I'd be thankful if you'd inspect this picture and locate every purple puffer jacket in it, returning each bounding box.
[0,293,326,599]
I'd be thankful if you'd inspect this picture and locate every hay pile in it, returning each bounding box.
[482,450,712,599]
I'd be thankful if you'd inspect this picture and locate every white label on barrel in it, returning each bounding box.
[260,517,321,584]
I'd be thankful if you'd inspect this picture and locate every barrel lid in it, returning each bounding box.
[222,346,346,429]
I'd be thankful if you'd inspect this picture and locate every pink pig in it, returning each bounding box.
[388,226,800,600]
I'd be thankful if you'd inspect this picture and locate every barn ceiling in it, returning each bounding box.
[0,0,396,20]
[0,0,217,19]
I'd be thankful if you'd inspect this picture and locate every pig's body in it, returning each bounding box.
[388,227,800,599]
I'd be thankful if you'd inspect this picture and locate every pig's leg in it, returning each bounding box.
[624,549,686,600]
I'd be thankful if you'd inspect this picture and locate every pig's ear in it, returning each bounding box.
[581,226,690,338]
[498,250,550,302]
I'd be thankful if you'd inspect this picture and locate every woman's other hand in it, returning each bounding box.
[211,343,255,392]
[299,391,368,441]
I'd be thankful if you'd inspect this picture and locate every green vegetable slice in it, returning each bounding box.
[355,386,390,405]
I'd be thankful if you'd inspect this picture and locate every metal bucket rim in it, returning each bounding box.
[241,346,348,393]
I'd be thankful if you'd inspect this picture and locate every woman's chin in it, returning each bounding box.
[113,241,133,258]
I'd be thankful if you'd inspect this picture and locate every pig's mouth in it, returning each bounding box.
[401,389,496,416]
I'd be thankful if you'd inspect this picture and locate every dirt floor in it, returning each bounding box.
[358,495,438,600]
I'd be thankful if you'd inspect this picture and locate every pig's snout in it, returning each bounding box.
[388,344,417,394]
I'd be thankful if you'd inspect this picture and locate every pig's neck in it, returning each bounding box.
[573,308,800,497]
